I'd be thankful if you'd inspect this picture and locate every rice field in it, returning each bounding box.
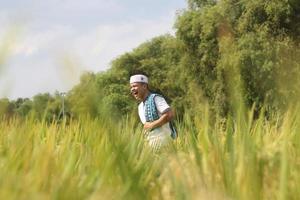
[0,104,299,200]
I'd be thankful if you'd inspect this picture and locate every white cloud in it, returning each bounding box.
[12,25,74,57]
[71,15,176,71]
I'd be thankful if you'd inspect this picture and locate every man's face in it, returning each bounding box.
[130,82,147,101]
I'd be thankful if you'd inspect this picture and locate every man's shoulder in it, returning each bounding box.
[150,93,165,101]
[154,95,166,101]
[152,93,170,113]
[152,94,167,104]
[147,93,169,109]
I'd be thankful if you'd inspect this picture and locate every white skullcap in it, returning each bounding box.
[130,74,148,84]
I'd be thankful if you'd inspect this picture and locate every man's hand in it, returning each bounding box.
[144,122,154,130]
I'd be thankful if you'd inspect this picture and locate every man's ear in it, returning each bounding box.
[142,83,148,89]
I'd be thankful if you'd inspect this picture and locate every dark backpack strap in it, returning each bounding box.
[169,121,177,139]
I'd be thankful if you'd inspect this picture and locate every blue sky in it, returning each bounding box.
[0,0,186,99]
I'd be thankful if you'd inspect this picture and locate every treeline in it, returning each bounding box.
[1,0,300,121]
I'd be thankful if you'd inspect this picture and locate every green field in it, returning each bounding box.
[0,104,299,200]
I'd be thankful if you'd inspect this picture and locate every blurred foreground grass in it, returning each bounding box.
[0,105,300,200]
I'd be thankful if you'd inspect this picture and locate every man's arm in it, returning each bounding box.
[144,109,174,131]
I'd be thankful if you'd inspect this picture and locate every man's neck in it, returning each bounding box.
[142,91,151,102]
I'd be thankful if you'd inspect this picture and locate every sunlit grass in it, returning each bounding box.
[0,104,299,200]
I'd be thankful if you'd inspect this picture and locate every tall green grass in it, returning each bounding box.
[0,104,299,200]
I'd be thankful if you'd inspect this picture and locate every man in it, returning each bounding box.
[130,74,177,150]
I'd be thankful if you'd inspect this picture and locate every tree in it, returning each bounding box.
[14,98,32,117]
[0,98,15,118]
[68,72,100,118]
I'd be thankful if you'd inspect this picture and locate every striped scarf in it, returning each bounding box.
[144,93,177,139]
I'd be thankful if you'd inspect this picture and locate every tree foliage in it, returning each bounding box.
[1,0,299,120]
